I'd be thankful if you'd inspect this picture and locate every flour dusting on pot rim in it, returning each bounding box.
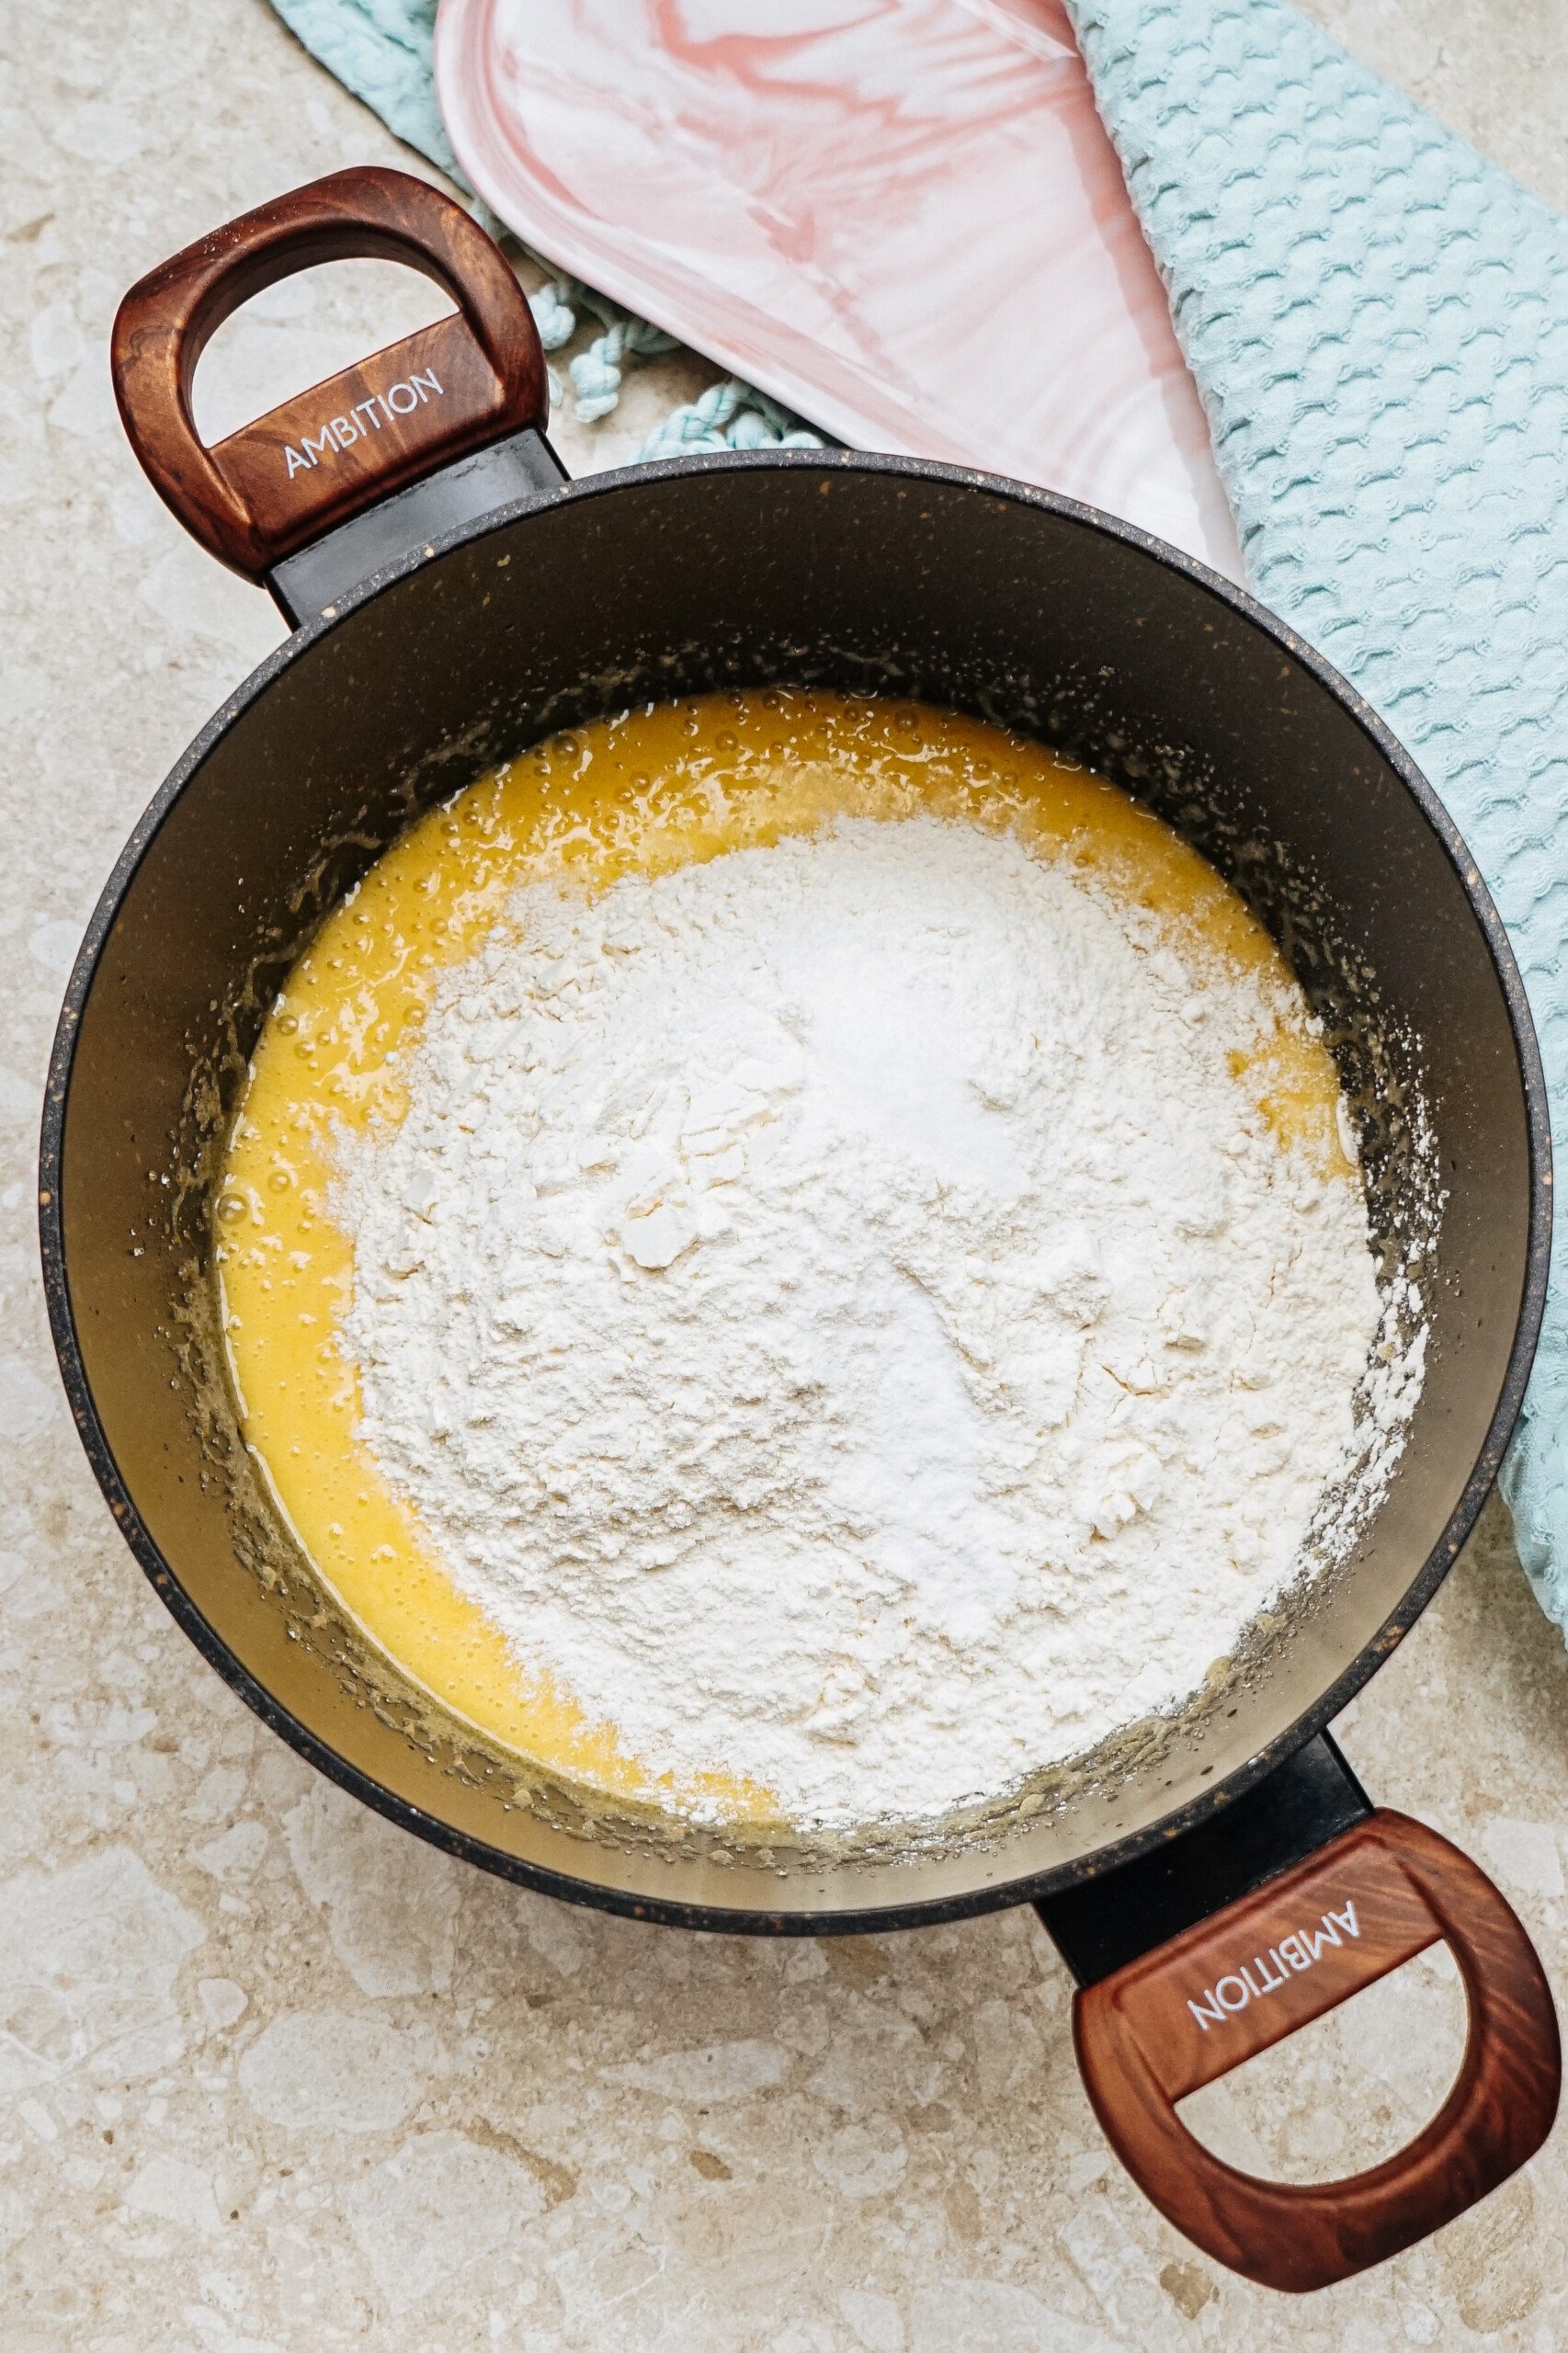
[329,813,1425,1834]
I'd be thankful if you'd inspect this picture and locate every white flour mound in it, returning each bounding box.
[335,817,1420,1832]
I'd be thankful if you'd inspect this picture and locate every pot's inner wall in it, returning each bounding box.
[57,460,1534,1921]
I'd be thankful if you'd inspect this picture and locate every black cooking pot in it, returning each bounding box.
[43,168,1559,2292]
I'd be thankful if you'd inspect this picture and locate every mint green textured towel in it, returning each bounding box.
[272,0,1568,1627]
[1062,0,1568,1624]
[270,0,460,188]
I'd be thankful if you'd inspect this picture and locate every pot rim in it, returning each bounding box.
[39,447,1554,1934]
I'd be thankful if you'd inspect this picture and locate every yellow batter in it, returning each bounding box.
[218,690,1356,1825]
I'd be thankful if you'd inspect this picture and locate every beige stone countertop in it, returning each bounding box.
[6,1,1568,2344]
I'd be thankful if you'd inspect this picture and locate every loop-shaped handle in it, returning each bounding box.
[1074,1810,1559,2293]
[110,166,549,579]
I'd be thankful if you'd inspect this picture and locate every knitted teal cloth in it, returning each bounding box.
[270,0,1568,1626]
[268,0,458,187]
[1062,0,1568,1627]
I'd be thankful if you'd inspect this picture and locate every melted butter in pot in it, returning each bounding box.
[218,689,1354,1825]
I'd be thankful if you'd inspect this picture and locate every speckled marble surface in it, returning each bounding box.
[5,3,1568,2344]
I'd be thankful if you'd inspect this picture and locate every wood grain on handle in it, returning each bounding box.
[110,167,549,579]
[1075,1810,1559,2293]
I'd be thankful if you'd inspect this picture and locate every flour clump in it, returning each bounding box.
[334,816,1414,1831]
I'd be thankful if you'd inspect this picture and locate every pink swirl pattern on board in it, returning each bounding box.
[434,0,1240,574]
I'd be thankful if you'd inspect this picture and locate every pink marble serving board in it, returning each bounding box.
[435,0,1240,577]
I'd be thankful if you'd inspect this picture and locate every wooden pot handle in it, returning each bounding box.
[1074,1809,1560,2293]
[110,165,549,580]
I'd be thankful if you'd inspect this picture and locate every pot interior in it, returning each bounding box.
[50,457,1540,1927]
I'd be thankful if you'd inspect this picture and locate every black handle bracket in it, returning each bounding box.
[1036,1730,1373,1987]
[267,425,570,625]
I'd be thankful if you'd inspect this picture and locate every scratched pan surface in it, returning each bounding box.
[44,441,1549,1928]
